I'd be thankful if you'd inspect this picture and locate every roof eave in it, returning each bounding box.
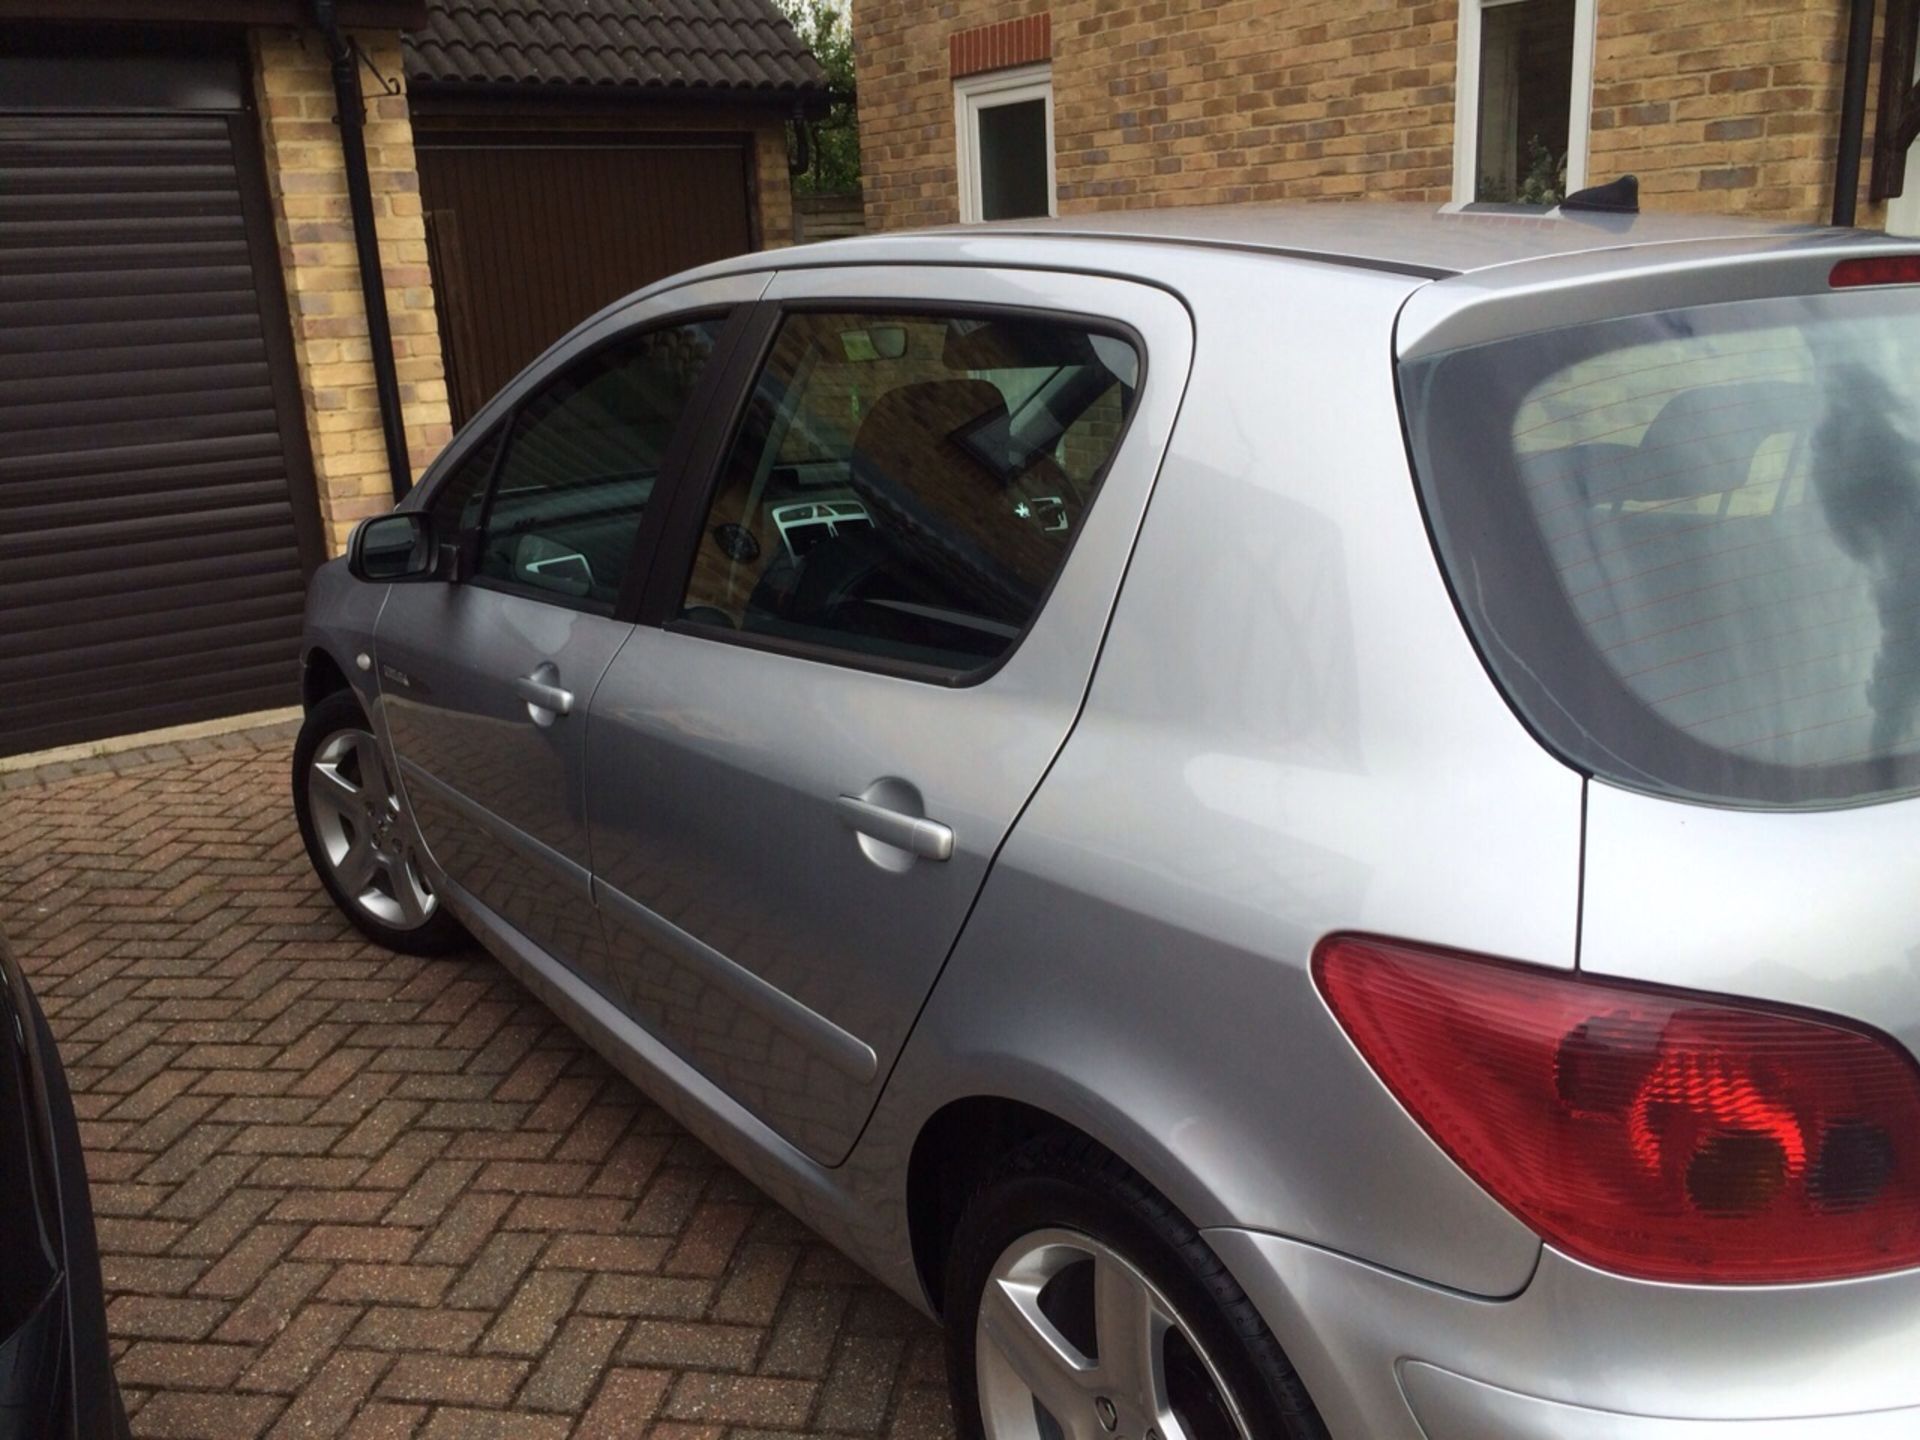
[0,0,428,24]
[406,77,832,117]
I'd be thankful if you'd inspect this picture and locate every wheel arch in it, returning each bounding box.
[910,1096,1058,1314]
[301,644,352,712]
[906,1093,1203,1317]
[907,1095,1336,1440]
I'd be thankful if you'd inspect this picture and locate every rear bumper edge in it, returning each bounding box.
[1403,1363,1920,1439]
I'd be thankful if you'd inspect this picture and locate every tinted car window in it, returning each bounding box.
[425,427,501,542]
[1401,288,1920,807]
[678,310,1139,674]
[478,318,723,607]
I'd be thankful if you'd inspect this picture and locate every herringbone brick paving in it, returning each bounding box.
[0,727,957,1439]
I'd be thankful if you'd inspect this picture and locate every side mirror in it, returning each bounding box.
[347,512,437,582]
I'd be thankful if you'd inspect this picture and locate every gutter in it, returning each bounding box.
[405,79,834,119]
[1834,0,1877,226]
[310,0,413,500]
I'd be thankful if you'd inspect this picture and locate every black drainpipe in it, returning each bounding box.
[1834,0,1878,226]
[310,0,412,500]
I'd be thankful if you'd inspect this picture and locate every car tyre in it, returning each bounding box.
[23,985,133,1440]
[292,688,467,956]
[944,1132,1328,1440]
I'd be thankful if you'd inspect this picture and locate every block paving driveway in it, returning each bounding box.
[0,726,956,1439]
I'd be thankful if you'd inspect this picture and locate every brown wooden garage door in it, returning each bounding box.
[0,98,323,758]
[418,133,756,425]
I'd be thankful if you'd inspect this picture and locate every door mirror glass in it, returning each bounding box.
[348,512,436,582]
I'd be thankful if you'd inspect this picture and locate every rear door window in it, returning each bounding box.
[1400,288,1920,807]
[675,309,1140,676]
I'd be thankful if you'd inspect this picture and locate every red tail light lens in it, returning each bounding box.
[1314,936,1920,1283]
[1830,255,1920,287]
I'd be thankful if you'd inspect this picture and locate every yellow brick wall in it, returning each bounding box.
[854,0,1881,231]
[1588,0,1860,218]
[856,0,1458,230]
[251,27,454,555]
[752,114,798,249]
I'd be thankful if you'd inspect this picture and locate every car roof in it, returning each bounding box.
[950,201,1839,277]
[741,201,1857,281]
[611,201,1913,373]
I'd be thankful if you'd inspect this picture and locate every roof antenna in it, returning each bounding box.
[1560,174,1640,214]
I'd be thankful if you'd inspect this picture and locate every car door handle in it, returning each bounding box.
[836,795,954,861]
[512,673,574,717]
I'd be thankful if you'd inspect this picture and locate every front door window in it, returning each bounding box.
[474,318,725,608]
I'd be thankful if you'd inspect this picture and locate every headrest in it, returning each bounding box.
[1629,382,1816,500]
[845,378,1060,603]
[849,379,1013,494]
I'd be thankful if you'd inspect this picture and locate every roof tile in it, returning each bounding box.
[403,0,828,97]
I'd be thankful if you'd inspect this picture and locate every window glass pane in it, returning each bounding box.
[1475,0,1574,204]
[679,310,1139,674]
[977,97,1051,220]
[478,318,723,606]
[426,427,501,540]
[1400,289,1920,806]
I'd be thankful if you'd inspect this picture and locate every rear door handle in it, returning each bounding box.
[512,670,573,723]
[836,795,954,861]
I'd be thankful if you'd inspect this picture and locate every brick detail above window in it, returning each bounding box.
[950,13,1051,80]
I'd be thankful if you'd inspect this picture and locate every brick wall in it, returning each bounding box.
[751,114,798,249]
[1587,0,1865,218]
[856,0,1460,231]
[853,0,1886,232]
[251,27,454,555]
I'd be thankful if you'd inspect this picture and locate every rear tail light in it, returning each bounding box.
[1314,935,1920,1283]
[1830,255,1920,287]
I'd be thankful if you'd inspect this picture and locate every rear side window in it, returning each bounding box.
[1401,289,1920,807]
[677,309,1139,676]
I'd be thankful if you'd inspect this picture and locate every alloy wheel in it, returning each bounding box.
[306,728,437,930]
[976,1228,1251,1440]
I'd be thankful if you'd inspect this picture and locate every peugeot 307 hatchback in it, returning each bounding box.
[294,204,1920,1439]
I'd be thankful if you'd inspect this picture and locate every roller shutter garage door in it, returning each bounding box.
[0,89,324,757]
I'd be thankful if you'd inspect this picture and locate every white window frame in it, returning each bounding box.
[1451,0,1598,205]
[954,62,1057,223]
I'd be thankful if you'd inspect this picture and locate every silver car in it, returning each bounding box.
[293,204,1920,1440]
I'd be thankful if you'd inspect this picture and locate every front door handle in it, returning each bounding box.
[836,794,954,861]
[513,666,573,725]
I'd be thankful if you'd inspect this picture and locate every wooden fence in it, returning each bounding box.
[793,190,866,243]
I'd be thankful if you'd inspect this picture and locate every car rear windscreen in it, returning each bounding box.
[1400,288,1920,807]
